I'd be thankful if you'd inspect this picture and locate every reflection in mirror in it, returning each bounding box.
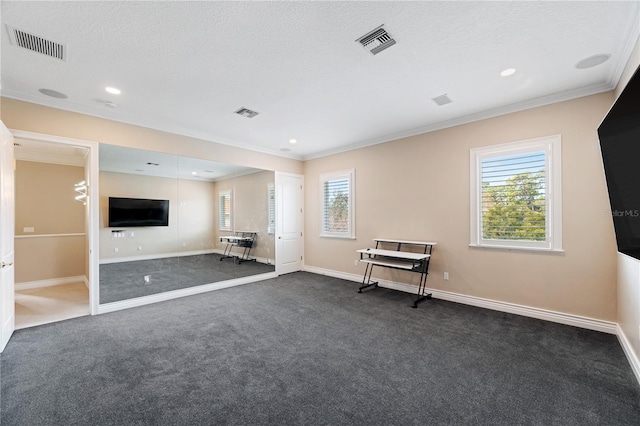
[98,144,275,304]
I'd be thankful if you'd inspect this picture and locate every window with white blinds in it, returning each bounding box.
[470,135,562,251]
[267,184,275,234]
[219,190,232,231]
[320,169,355,238]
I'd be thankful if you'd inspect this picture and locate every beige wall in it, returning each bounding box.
[177,178,218,253]
[100,171,178,259]
[215,170,275,262]
[15,236,86,283]
[616,36,640,365]
[1,98,303,174]
[15,161,85,235]
[304,92,617,321]
[14,161,86,282]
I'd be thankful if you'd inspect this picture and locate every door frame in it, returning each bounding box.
[10,130,100,314]
[274,171,304,275]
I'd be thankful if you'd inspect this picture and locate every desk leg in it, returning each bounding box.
[412,271,432,308]
[220,243,236,261]
[237,245,257,264]
[358,263,379,293]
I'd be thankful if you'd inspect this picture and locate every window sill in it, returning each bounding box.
[320,235,356,240]
[469,244,564,255]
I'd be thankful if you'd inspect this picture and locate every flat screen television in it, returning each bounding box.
[598,64,640,260]
[108,197,170,227]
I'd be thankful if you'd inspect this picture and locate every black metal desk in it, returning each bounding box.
[357,238,436,308]
[219,231,258,263]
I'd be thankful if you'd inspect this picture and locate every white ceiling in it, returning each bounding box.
[1,1,639,160]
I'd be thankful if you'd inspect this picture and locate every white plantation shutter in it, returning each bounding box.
[481,151,546,241]
[219,190,232,231]
[320,170,355,238]
[470,135,562,251]
[267,184,275,234]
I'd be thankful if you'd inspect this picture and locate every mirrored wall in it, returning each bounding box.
[98,144,275,304]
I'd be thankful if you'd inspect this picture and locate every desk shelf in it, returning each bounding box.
[357,239,436,308]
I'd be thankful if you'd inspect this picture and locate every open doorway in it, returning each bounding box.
[13,138,90,328]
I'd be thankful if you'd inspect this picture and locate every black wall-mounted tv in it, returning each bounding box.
[108,197,170,227]
[598,65,640,260]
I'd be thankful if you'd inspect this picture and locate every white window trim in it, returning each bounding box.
[320,169,355,239]
[469,135,563,253]
[219,189,233,232]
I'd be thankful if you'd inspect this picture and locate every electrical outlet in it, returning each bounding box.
[354,259,359,266]
[444,272,449,280]
[114,247,119,253]
[144,275,151,284]
[23,227,34,233]
[138,246,142,251]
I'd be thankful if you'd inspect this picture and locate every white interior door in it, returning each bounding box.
[0,121,16,352]
[275,172,303,275]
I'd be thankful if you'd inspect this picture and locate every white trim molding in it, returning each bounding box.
[16,275,88,291]
[15,233,86,239]
[99,249,219,264]
[99,249,274,266]
[617,324,640,386]
[303,265,617,334]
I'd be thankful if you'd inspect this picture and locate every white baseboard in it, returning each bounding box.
[16,275,88,291]
[99,249,218,264]
[97,272,277,315]
[617,325,640,385]
[100,249,274,266]
[302,265,617,335]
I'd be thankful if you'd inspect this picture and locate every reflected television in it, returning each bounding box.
[108,197,169,227]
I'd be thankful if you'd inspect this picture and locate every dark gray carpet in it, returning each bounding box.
[99,253,275,303]
[2,272,639,425]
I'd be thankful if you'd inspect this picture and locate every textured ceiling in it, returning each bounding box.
[1,1,639,160]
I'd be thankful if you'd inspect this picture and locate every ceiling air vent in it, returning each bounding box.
[7,26,65,61]
[356,25,396,55]
[235,107,259,118]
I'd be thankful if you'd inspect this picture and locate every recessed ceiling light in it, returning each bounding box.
[575,54,611,69]
[105,86,121,95]
[38,88,68,99]
[289,139,297,144]
[192,171,198,175]
[500,68,516,77]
